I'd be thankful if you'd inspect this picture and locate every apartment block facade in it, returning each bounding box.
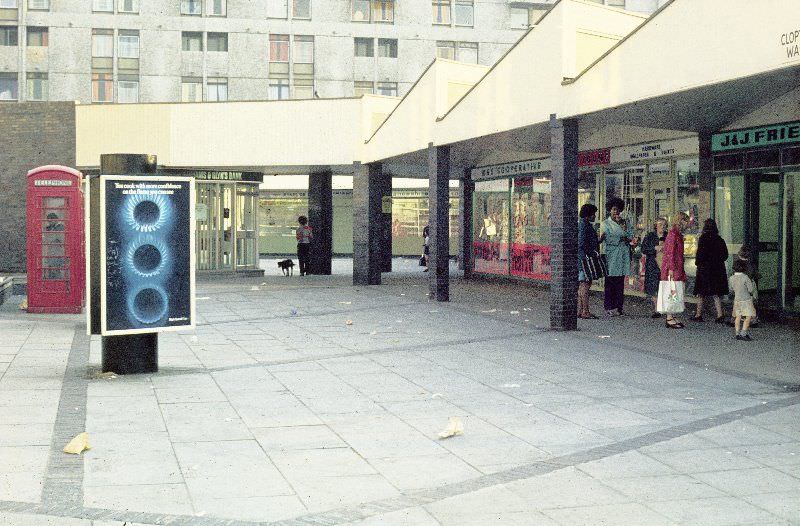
[0,0,662,104]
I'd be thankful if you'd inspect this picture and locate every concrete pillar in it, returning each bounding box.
[698,131,714,197]
[428,143,450,301]
[549,115,579,331]
[378,170,392,272]
[458,172,474,278]
[353,162,382,285]
[308,170,333,275]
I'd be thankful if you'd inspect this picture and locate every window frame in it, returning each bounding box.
[92,0,114,12]
[370,0,393,23]
[376,81,397,97]
[206,77,228,102]
[181,0,202,16]
[117,30,140,59]
[117,77,139,103]
[377,38,397,58]
[353,37,374,58]
[117,0,139,14]
[268,78,289,100]
[91,72,113,103]
[354,80,374,96]
[207,31,228,52]
[292,0,310,19]
[0,26,18,47]
[181,31,203,52]
[207,0,226,16]
[26,72,47,101]
[26,26,48,47]
[453,0,474,27]
[352,0,369,22]
[91,29,114,58]
[432,0,451,25]
[0,72,18,101]
[27,0,49,11]
[269,34,290,62]
[180,76,203,102]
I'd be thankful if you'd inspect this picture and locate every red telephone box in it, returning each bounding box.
[26,166,85,313]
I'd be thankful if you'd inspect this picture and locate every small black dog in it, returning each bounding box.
[278,259,294,276]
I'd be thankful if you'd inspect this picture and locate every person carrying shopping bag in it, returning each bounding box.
[658,212,690,329]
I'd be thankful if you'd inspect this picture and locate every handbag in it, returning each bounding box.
[656,278,685,313]
[581,251,608,280]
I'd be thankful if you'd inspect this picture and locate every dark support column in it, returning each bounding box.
[698,131,715,201]
[308,170,333,275]
[459,172,474,278]
[378,170,392,273]
[549,115,579,331]
[428,143,450,301]
[353,162,382,285]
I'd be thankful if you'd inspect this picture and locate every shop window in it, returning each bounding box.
[91,72,113,102]
[117,75,139,103]
[93,0,113,11]
[117,30,139,58]
[432,0,450,24]
[207,32,227,52]
[206,77,227,101]
[267,0,287,18]
[0,26,18,46]
[714,175,745,248]
[26,26,47,46]
[26,71,47,100]
[578,170,600,219]
[181,0,201,15]
[676,158,706,284]
[354,37,373,57]
[376,81,397,97]
[292,0,310,19]
[28,0,48,10]
[473,178,510,276]
[181,31,203,51]
[117,0,138,13]
[378,38,397,58]
[511,176,551,280]
[354,81,373,96]
[207,0,225,16]
[269,79,289,100]
[0,72,18,100]
[454,0,473,26]
[181,76,202,101]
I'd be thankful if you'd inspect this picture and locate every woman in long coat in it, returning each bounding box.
[640,217,668,318]
[601,197,636,316]
[661,212,689,328]
[691,218,729,322]
[577,204,599,319]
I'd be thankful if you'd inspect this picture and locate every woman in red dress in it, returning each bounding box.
[661,212,689,329]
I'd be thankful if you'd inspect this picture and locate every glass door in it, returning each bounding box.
[748,173,782,310]
[235,184,258,268]
[783,172,799,311]
[220,184,234,270]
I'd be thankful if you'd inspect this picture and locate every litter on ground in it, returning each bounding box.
[438,417,464,439]
[63,432,91,455]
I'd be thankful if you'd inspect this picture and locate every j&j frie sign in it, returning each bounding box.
[782,29,799,59]
[472,159,550,180]
[712,122,800,152]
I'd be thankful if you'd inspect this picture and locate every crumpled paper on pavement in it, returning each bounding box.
[63,432,91,454]
[91,371,117,380]
[438,417,464,439]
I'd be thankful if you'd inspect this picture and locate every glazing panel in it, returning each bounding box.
[785,172,799,311]
[715,175,745,254]
[758,180,780,292]
[473,179,510,276]
[511,176,551,280]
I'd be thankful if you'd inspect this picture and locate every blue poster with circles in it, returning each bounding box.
[100,175,195,335]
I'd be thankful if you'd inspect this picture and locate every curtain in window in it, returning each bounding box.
[28,0,49,10]
[118,0,138,12]
[0,74,18,100]
[454,0,473,26]
[92,34,113,57]
[432,0,450,24]
[293,37,313,63]
[92,73,113,102]
[118,34,139,58]
[117,80,139,103]
[207,79,227,101]
[371,0,392,21]
[93,0,113,11]
[207,0,225,15]
[269,35,289,61]
[292,0,309,18]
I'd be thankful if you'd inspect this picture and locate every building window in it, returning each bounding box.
[206,77,227,101]
[117,0,138,13]
[292,0,310,19]
[26,26,48,46]
[117,30,139,58]
[454,0,473,26]
[293,80,313,99]
[371,0,393,22]
[92,73,113,102]
[28,0,48,10]
[0,72,18,100]
[607,0,625,7]
[354,81,373,96]
[269,34,289,61]
[435,40,455,60]
[354,37,373,57]
[267,0,288,18]
[181,0,201,15]
[293,35,314,99]
[181,31,203,51]
[293,35,313,63]
[207,0,225,16]
[269,79,289,100]
[376,81,397,96]
[26,72,47,101]
[92,0,113,12]
[432,0,450,25]
[0,26,18,47]
[0,0,17,7]
[436,40,477,63]
[117,76,139,103]
[352,0,369,21]
[207,32,227,52]
[377,38,397,58]
[509,7,531,29]
[181,76,202,101]
[92,29,113,57]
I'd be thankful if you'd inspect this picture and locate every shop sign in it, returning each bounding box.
[471,159,550,180]
[169,170,264,183]
[712,122,800,152]
[34,179,73,186]
[610,137,697,164]
[781,29,799,59]
[578,148,610,167]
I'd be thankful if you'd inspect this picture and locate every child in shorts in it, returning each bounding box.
[729,258,757,341]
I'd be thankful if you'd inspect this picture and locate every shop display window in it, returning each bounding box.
[714,175,745,253]
[473,179,510,275]
[676,158,706,283]
[605,166,645,290]
[578,170,599,218]
[511,176,551,280]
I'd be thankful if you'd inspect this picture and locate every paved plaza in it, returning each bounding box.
[1,260,799,525]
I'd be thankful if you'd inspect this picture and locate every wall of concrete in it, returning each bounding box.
[0,102,76,272]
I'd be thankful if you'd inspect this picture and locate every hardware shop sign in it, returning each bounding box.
[712,122,800,152]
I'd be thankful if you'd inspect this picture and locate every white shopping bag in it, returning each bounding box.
[656,279,685,314]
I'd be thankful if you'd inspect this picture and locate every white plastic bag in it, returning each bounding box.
[656,279,685,313]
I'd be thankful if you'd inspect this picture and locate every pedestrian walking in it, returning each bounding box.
[729,258,757,341]
[601,197,637,316]
[691,218,729,323]
[577,204,600,319]
[659,211,689,329]
[422,225,430,272]
[729,245,760,327]
[641,217,667,318]
[296,215,313,276]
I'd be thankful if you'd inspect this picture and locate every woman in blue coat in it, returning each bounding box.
[577,204,599,319]
[601,197,637,316]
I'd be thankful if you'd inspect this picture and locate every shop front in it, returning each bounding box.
[471,138,708,295]
[165,170,262,273]
[712,121,800,313]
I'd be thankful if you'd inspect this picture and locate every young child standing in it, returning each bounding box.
[729,258,757,341]
[296,215,313,276]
